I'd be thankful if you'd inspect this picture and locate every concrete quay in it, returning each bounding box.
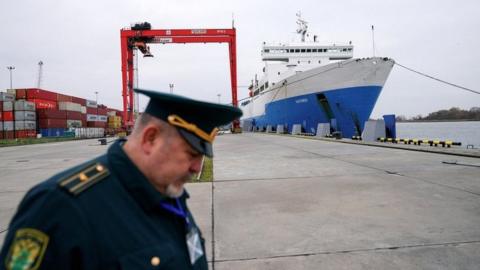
[1,134,480,269]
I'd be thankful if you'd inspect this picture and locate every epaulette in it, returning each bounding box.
[57,162,110,196]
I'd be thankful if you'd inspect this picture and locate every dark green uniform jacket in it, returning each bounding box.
[0,140,208,270]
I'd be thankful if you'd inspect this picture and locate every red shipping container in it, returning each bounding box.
[97,108,108,115]
[3,111,13,121]
[0,102,2,111]
[66,111,82,120]
[0,131,3,140]
[87,121,107,128]
[0,112,2,121]
[38,119,67,128]
[15,89,27,99]
[15,130,36,138]
[28,99,57,109]
[71,96,86,106]
[37,109,67,119]
[26,88,57,101]
[57,93,72,102]
[86,107,97,114]
[4,131,15,139]
[81,119,87,127]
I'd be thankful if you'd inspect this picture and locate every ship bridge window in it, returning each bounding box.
[318,60,321,64]
[307,49,311,52]
[295,49,300,53]
[312,49,318,52]
[260,85,265,92]
[264,49,270,53]
[265,81,269,89]
[301,49,306,52]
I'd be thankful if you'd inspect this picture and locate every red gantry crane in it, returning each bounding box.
[120,22,239,132]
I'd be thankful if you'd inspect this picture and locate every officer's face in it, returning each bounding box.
[148,127,203,197]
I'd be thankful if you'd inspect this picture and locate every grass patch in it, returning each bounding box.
[0,137,78,147]
[193,157,213,182]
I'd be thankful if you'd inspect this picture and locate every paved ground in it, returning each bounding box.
[1,134,479,269]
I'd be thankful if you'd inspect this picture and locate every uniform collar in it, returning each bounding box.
[107,139,189,213]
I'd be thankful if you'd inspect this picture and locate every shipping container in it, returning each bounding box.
[15,121,36,130]
[15,130,36,138]
[14,100,36,111]
[40,128,64,137]
[7,89,16,97]
[26,88,57,101]
[71,96,86,106]
[86,114,98,121]
[28,99,57,109]
[87,121,106,128]
[66,111,82,120]
[97,115,108,122]
[3,121,14,131]
[3,101,13,111]
[0,92,15,102]
[38,119,67,128]
[58,102,82,112]
[3,111,14,121]
[57,93,72,102]
[37,109,67,119]
[86,107,97,114]
[86,100,97,108]
[4,131,14,139]
[81,106,87,114]
[0,102,3,111]
[0,121,2,131]
[0,113,2,122]
[108,122,122,129]
[14,111,36,121]
[97,108,108,115]
[66,120,82,128]
[74,128,104,138]
[0,131,3,140]
[15,89,27,99]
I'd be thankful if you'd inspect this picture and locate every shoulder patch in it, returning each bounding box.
[58,162,110,196]
[5,228,49,270]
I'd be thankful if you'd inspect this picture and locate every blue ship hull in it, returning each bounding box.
[243,85,382,138]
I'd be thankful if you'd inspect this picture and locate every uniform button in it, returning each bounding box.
[96,164,104,172]
[79,173,88,182]
[151,256,160,266]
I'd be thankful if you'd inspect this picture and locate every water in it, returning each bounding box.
[396,121,480,148]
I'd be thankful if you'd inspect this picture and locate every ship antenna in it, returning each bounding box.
[296,12,308,42]
[371,25,376,57]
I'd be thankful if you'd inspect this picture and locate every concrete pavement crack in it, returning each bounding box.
[214,240,480,263]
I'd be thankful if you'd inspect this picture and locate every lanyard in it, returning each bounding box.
[160,198,191,229]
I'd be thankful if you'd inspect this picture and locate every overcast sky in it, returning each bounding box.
[1,0,479,118]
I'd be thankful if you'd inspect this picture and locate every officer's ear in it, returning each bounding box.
[140,124,161,154]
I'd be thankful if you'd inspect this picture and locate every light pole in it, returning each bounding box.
[169,83,174,94]
[217,93,221,103]
[6,66,15,89]
[94,91,99,104]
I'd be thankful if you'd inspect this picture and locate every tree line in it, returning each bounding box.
[396,107,480,122]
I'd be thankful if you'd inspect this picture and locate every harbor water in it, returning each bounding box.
[396,121,480,148]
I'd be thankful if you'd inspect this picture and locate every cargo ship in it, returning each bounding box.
[240,14,395,138]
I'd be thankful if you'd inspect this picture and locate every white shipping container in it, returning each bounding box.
[6,89,16,96]
[15,121,36,130]
[58,102,82,112]
[66,120,82,128]
[107,111,116,117]
[2,121,14,131]
[0,92,15,102]
[86,114,98,121]
[81,106,87,114]
[97,115,107,122]
[14,100,35,111]
[86,100,98,108]
[14,111,36,121]
[3,101,13,111]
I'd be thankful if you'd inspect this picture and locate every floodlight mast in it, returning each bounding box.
[120,22,239,132]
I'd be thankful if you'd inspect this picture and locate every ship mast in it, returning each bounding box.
[296,12,308,42]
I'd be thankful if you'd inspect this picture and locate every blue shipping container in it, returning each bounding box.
[40,128,66,137]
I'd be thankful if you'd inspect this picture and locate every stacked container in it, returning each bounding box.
[37,108,67,136]
[1,92,16,139]
[14,100,36,138]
